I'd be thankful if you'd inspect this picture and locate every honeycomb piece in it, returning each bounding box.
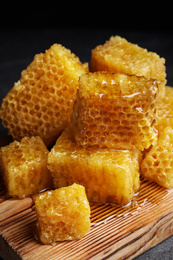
[90,36,166,98]
[156,86,173,135]
[141,127,173,189]
[48,125,141,206]
[0,44,88,146]
[0,136,52,199]
[72,72,158,151]
[35,183,90,244]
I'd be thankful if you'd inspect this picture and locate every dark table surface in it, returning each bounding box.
[0,27,173,259]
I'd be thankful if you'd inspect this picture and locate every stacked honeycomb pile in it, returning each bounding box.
[48,36,171,206]
[1,36,173,244]
[89,36,173,190]
[48,71,158,205]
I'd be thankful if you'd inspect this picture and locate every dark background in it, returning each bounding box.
[0,5,173,260]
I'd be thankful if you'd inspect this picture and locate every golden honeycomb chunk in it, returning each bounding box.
[72,72,158,151]
[156,86,173,135]
[0,136,52,199]
[90,36,166,98]
[141,127,173,189]
[0,44,88,146]
[35,183,90,244]
[48,126,141,206]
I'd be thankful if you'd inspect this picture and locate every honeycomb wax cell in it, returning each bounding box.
[0,44,88,146]
[90,36,166,98]
[141,127,173,189]
[0,136,52,199]
[156,86,173,135]
[35,183,90,244]
[48,125,141,206]
[72,72,158,151]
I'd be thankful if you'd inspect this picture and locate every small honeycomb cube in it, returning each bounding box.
[90,36,166,98]
[0,136,52,199]
[72,72,158,151]
[35,183,90,244]
[48,126,141,206]
[156,86,173,135]
[0,44,88,146]
[141,127,173,189]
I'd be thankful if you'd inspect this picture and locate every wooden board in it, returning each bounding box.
[1,173,173,260]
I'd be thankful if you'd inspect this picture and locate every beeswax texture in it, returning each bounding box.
[72,72,158,151]
[0,44,88,146]
[0,136,52,198]
[141,127,173,189]
[156,86,173,135]
[48,126,141,206]
[90,36,166,97]
[35,184,90,244]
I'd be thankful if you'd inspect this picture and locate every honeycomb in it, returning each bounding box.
[141,127,173,189]
[0,136,52,199]
[156,86,173,135]
[48,125,141,206]
[90,36,166,98]
[71,72,158,151]
[35,183,90,244]
[0,44,88,146]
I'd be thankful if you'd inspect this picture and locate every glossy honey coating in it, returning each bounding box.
[141,127,173,189]
[72,72,158,151]
[156,86,173,135]
[0,136,52,199]
[48,126,141,206]
[90,36,166,98]
[0,44,88,146]
[35,183,90,244]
